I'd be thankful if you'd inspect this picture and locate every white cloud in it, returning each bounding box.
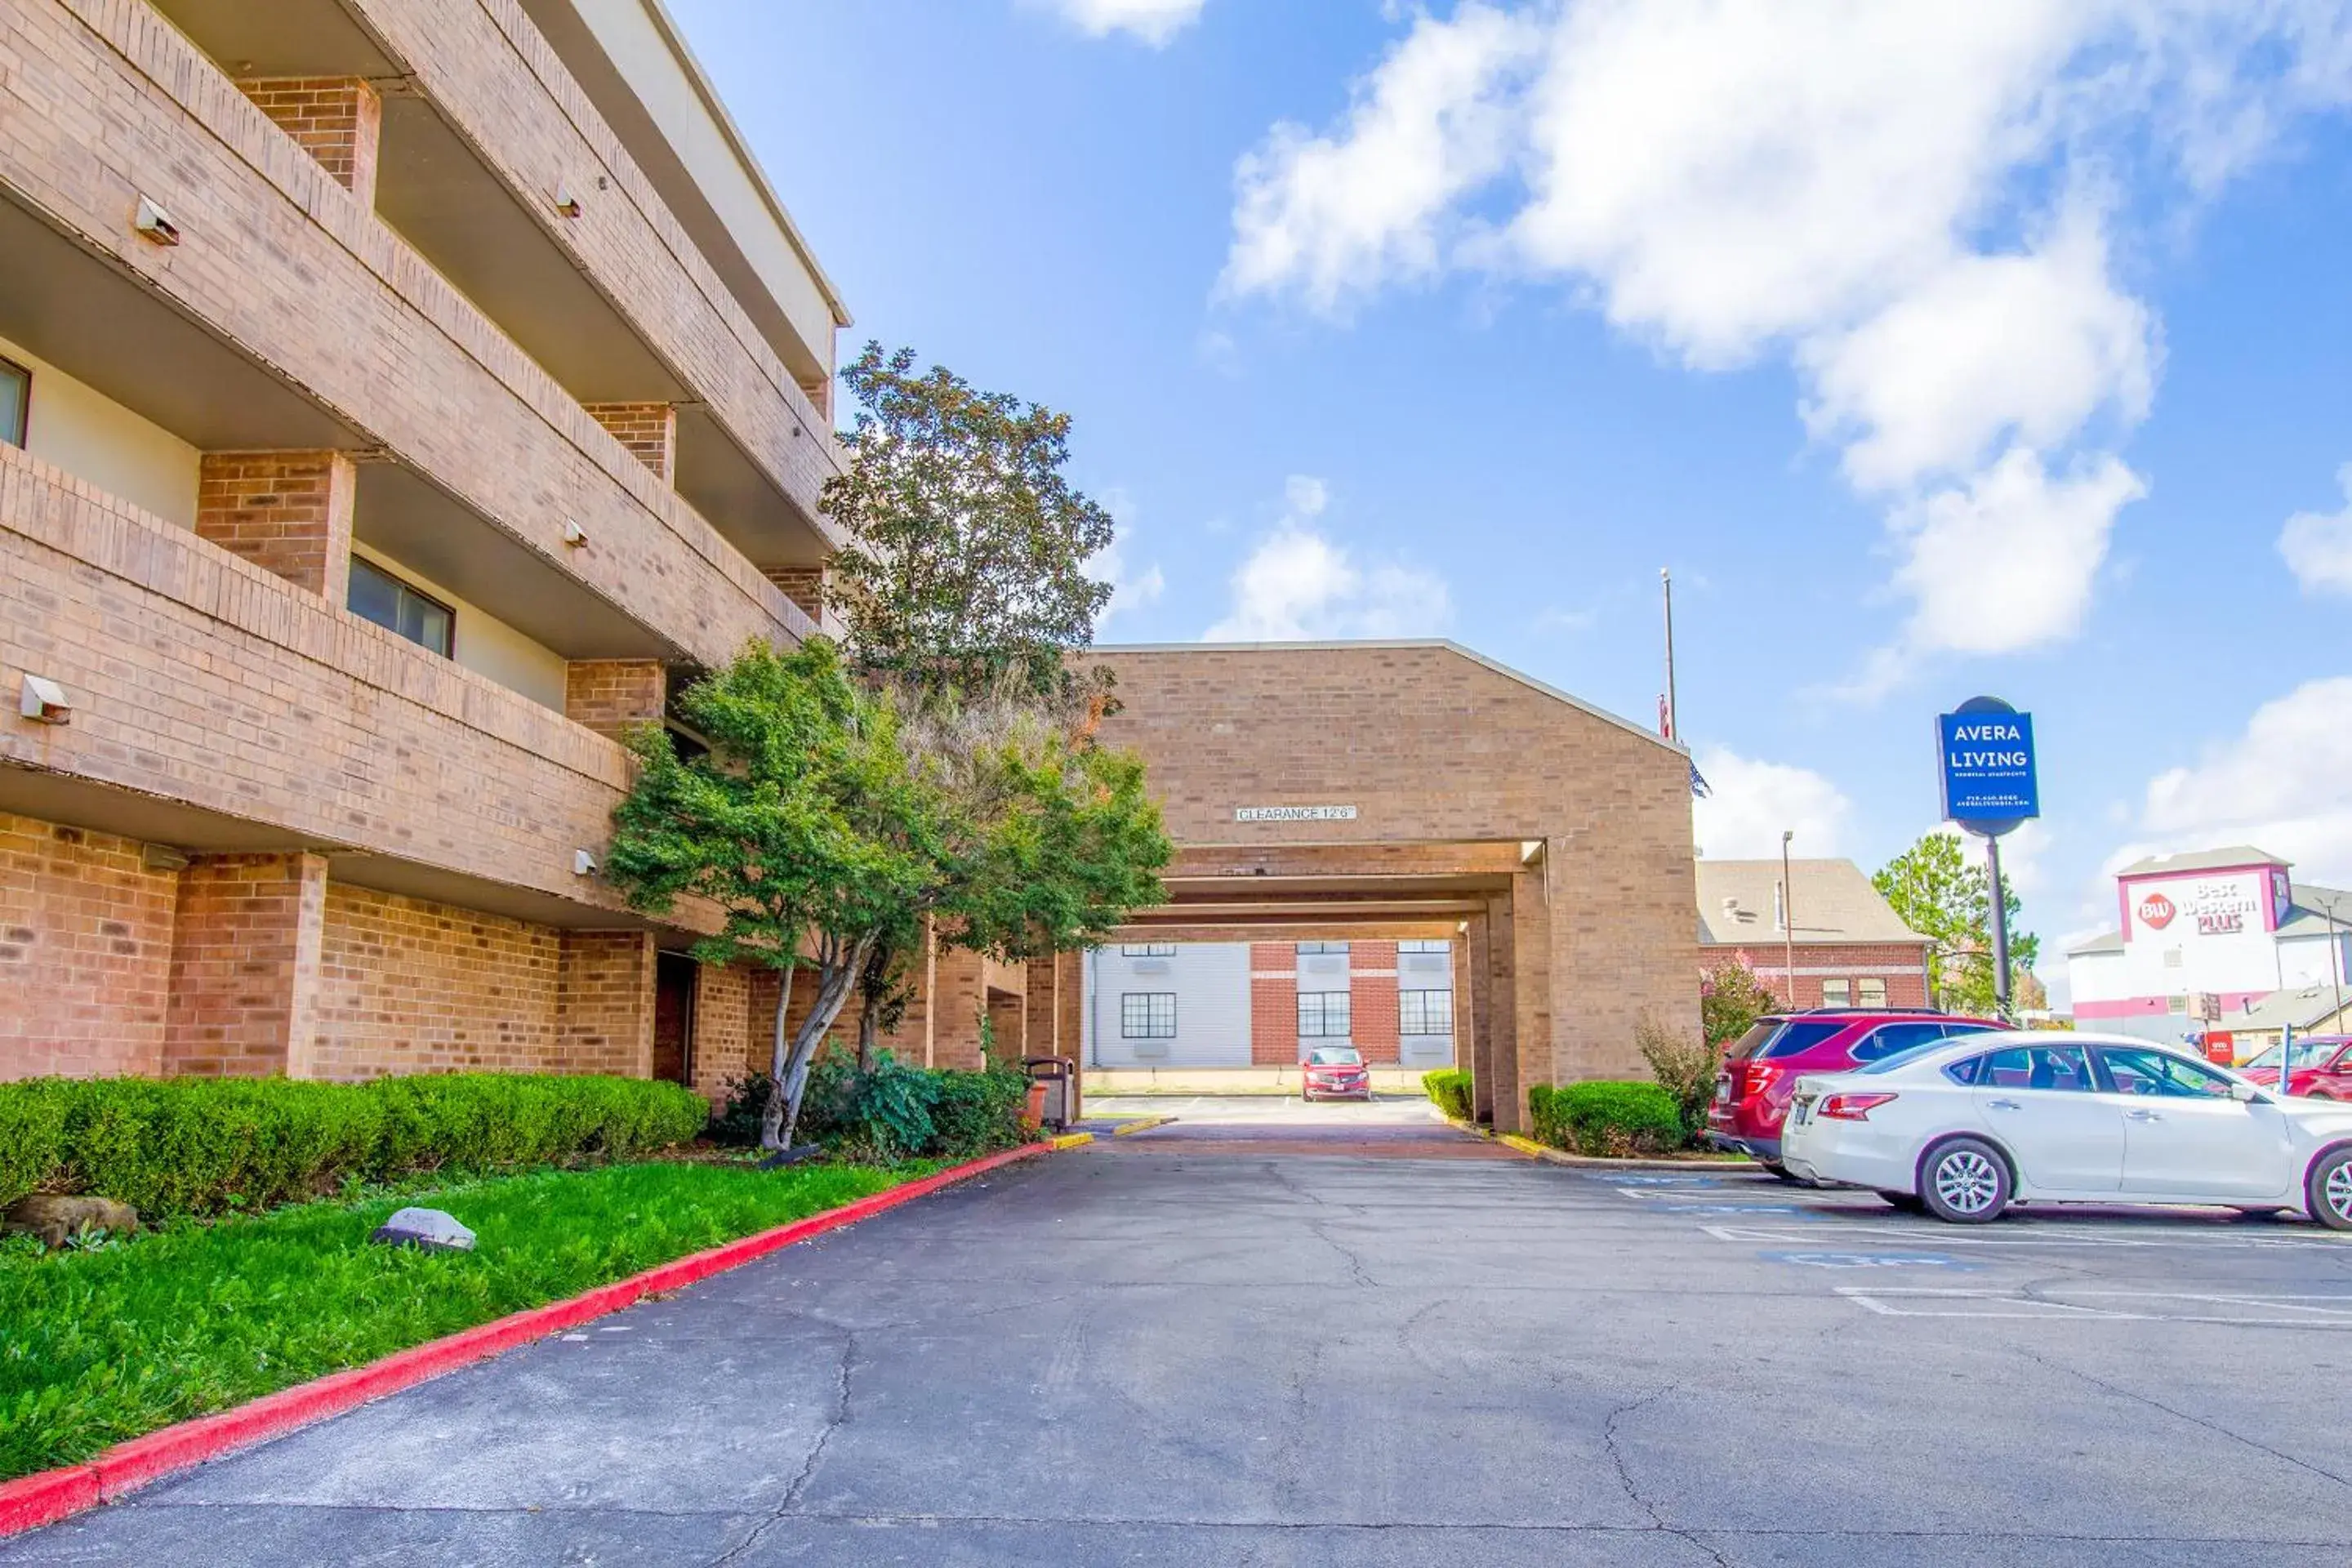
[1221,2,2350,683]
[1223,4,1542,314]
[1204,478,1451,641]
[2278,464,2352,595]
[1691,746,1851,859]
[2131,676,2352,884]
[1086,488,1165,631]
[1041,0,1205,46]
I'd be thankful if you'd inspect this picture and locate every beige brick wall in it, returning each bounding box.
[235,76,382,200]
[162,853,328,1079]
[194,451,355,600]
[564,660,666,742]
[581,403,678,484]
[556,931,656,1077]
[312,882,563,1080]
[0,813,177,1080]
[691,960,752,1100]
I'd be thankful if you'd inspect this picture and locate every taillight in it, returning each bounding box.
[1744,1062,1786,1098]
[1817,1092,1897,1121]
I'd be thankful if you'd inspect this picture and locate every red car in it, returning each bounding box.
[2238,1036,2352,1098]
[1302,1046,1372,1101]
[1707,1008,2007,1176]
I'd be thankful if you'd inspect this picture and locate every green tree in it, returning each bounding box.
[1873,831,2040,1018]
[1700,955,1779,1046]
[604,639,942,1152]
[820,342,1117,711]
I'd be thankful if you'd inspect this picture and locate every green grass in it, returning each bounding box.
[0,1159,906,1481]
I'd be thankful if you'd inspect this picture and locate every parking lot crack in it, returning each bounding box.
[709,1326,860,1566]
[1308,1219,1374,1288]
[2022,1351,2352,1493]
[1601,1387,1734,1567]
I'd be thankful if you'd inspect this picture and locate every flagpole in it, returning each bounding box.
[1661,568,1677,742]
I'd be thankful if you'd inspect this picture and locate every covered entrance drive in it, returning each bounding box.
[1076,640,1701,1134]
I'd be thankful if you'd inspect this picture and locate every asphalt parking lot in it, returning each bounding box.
[9,1116,2352,1566]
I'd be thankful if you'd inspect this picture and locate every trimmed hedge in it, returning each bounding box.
[1528,1081,1686,1157]
[713,1057,1031,1161]
[0,1074,709,1220]
[1423,1069,1473,1121]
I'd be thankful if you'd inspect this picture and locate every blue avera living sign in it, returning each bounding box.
[1938,702,2038,826]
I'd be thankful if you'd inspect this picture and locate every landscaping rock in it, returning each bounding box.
[370,1207,477,1253]
[5,1194,139,1248]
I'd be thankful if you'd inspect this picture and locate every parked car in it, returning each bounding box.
[2237,1036,2352,1099]
[1706,1008,2007,1176]
[1301,1046,1371,1102]
[1780,1031,2352,1228]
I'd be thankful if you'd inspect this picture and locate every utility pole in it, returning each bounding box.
[1781,828,1797,1008]
[1660,568,1678,742]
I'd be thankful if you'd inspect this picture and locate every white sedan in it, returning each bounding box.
[1780,1030,2352,1227]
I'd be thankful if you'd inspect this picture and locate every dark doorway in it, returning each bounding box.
[653,951,697,1085]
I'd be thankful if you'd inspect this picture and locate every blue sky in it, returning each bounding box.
[671,0,2352,985]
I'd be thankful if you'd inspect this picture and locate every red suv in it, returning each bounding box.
[2238,1036,2352,1098]
[1707,1009,2007,1175]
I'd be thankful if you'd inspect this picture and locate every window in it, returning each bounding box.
[1757,1020,1850,1059]
[1400,989,1453,1036]
[1851,1021,1950,1062]
[1120,992,1175,1039]
[1857,978,1887,1009]
[1820,978,1851,1007]
[0,357,26,448]
[349,556,453,657]
[1398,940,1451,954]
[1120,942,1175,958]
[1297,942,1350,956]
[1298,991,1352,1038]
[2096,1046,2235,1098]
[1971,1045,2094,1092]
[1307,1046,1363,1066]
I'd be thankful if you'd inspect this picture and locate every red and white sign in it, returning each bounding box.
[2137,892,2176,930]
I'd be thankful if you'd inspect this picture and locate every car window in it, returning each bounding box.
[1758,1021,1850,1059]
[2096,1046,2236,1098]
[1719,1019,1787,1062]
[1971,1045,2094,1092]
[1851,1022,1949,1062]
[1944,1054,1989,1086]
[1855,1043,1952,1075]
[1307,1047,1361,1065]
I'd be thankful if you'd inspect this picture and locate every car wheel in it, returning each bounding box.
[2307,1146,2352,1232]
[1918,1138,2011,1224]
[1877,1190,1926,1213]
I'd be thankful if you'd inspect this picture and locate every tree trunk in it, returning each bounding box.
[760,960,799,1153]
[779,931,879,1149]
[855,938,896,1074]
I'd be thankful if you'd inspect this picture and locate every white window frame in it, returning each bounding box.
[1400,988,1453,1035]
[1857,977,1887,1009]
[1120,942,1175,958]
[1298,991,1352,1038]
[1820,978,1852,1008]
[1120,992,1176,1039]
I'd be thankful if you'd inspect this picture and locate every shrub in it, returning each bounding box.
[1635,1013,1718,1138]
[1423,1069,1473,1121]
[1528,1081,1685,1158]
[789,1054,1029,1161]
[0,1082,69,1209]
[928,1067,1030,1159]
[0,1073,708,1222]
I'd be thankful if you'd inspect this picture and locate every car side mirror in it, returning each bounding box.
[2230,1080,2261,1104]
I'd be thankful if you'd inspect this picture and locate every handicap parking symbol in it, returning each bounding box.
[1759,1250,1976,1271]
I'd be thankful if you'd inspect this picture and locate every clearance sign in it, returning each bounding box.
[1937,698,2039,832]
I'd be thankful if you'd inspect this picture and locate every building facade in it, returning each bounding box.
[0,0,942,1092]
[1695,859,1936,1011]
[2067,847,2352,1046]
[1081,938,1459,1073]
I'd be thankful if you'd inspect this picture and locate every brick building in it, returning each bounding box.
[0,0,956,1094]
[1695,859,1934,1009]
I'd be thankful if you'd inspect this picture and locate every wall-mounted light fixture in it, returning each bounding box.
[572,849,599,876]
[19,674,71,724]
[561,519,589,547]
[133,195,181,247]
[553,185,584,219]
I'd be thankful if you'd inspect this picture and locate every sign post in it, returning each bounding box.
[1937,697,2040,1020]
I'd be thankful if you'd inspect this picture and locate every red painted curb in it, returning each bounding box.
[0,1140,1054,1539]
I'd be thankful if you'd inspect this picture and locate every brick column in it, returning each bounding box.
[237,78,384,204]
[1349,940,1400,1064]
[1451,929,1474,1076]
[163,853,328,1078]
[557,931,656,1076]
[689,962,752,1101]
[1250,941,1298,1066]
[1058,949,1085,1118]
[195,452,356,600]
[564,661,666,740]
[763,565,830,622]
[582,403,679,483]
[1467,913,1495,1124]
[1509,862,1552,1125]
[931,946,988,1070]
[1482,893,1523,1132]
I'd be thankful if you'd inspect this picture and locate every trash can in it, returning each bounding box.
[1023,1056,1076,1133]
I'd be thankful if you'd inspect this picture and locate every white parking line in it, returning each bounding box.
[1837,1286,2352,1325]
[1701,1222,2350,1252]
